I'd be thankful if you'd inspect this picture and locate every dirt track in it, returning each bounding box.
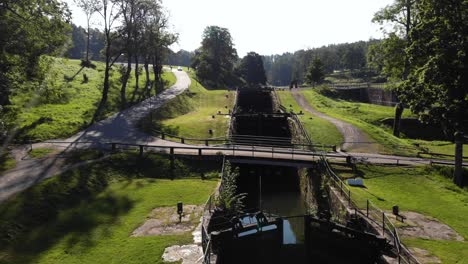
[290,89,381,153]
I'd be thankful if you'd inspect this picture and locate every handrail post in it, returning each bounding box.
[348,189,351,206]
[367,200,369,217]
[382,212,385,235]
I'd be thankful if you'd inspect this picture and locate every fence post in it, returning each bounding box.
[205,140,209,146]
[272,147,274,158]
[382,212,386,235]
[348,189,351,206]
[252,145,254,157]
[199,148,202,156]
[139,145,144,157]
[367,200,369,217]
[181,138,185,144]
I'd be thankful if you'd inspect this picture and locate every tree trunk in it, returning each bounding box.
[93,27,112,123]
[454,131,464,187]
[144,57,151,97]
[120,55,132,108]
[393,0,412,138]
[393,103,404,137]
[86,18,90,62]
[134,55,140,98]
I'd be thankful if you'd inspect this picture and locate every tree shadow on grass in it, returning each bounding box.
[0,161,134,263]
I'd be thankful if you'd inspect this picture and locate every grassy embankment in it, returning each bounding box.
[342,165,468,263]
[140,72,235,141]
[300,88,467,157]
[0,153,16,175]
[0,151,219,264]
[12,58,176,142]
[276,91,343,147]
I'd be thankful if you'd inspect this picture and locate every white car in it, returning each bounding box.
[177,66,182,71]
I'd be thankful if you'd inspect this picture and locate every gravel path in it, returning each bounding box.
[290,89,381,153]
[0,70,190,203]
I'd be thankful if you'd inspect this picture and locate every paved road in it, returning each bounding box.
[290,89,381,153]
[66,69,190,145]
[0,70,190,203]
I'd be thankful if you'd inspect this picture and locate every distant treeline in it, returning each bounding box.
[262,40,379,86]
[67,24,377,86]
[67,24,105,61]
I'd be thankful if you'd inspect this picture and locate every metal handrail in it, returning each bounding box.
[319,154,420,264]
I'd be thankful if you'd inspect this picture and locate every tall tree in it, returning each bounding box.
[0,0,71,141]
[400,0,467,186]
[371,0,418,137]
[191,26,238,88]
[74,0,100,63]
[237,52,267,86]
[93,0,121,121]
[306,57,325,87]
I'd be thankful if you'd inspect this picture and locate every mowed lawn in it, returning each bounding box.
[300,88,467,157]
[346,165,468,263]
[141,72,235,140]
[276,91,343,147]
[0,152,218,264]
[12,58,176,142]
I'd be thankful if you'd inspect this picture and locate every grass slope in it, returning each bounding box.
[12,59,175,142]
[0,152,219,264]
[0,153,16,175]
[277,91,343,146]
[300,89,466,156]
[346,165,468,263]
[141,72,235,141]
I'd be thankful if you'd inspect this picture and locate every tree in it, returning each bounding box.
[215,162,245,214]
[74,0,101,63]
[371,0,418,137]
[0,0,71,141]
[306,57,325,87]
[237,52,267,86]
[191,26,238,88]
[400,0,467,186]
[92,0,121,121]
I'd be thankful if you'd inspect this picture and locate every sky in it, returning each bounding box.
[64,0,394,57]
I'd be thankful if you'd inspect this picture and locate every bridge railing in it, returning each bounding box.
[319,155,420,264]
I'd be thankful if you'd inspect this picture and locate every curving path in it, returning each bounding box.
[290,89,381,153]
[0,69,190,203]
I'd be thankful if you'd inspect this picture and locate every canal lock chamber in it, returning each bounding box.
[209,88,384,264]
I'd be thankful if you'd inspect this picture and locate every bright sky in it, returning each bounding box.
[64,0,393,57]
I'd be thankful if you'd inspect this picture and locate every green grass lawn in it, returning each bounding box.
[141,73,235,141]
[344,165,468,263]
[0,153,16,174]
[0,152,219,264]
[12,58,175,142]
[28,148,56,159]
[276,91,343,147]
[301,88,430,156]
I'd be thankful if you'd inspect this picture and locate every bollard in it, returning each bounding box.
[177,202,183,223]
